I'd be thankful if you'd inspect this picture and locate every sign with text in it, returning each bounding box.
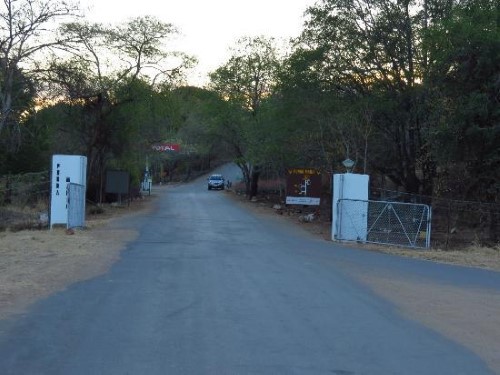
[151,143,180,152]
[50,155,87,228]
[286,168,321,205]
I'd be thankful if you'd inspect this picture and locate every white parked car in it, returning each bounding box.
[207,174,225,190]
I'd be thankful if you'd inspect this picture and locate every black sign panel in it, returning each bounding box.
[105,170,130,195]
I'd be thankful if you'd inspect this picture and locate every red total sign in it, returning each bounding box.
[152,143,180,152]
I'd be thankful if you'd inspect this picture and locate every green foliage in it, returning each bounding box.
[1,0,498,213]
[277,0,439,193]
[0,117,52,174]
[425,0,500,200]
[209,36,281,115]
[240,0,498,203]
[34,16,196,201]
[208,36,283,195]
[173,86,221,153]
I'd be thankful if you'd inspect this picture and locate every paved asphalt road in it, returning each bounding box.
[0,164,498,374]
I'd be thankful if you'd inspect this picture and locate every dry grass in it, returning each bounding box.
[357,243,500,272]
[0,194,157,320]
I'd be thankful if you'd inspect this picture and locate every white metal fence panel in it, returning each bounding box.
[67,183,86,229]
[336,199,432,248]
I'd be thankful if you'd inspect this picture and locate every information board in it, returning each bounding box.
[285,168,321,205]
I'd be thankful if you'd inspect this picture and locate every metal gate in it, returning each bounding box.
[67,183,86,229]
[336,199,432,248]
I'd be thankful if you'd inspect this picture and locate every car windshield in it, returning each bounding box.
[210,175,223,180]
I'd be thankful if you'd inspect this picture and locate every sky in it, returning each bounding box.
[81,0,316,86]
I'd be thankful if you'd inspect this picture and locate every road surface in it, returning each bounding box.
[0,164,498,374]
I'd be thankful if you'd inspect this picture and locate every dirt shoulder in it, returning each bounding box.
[0,194,157,320]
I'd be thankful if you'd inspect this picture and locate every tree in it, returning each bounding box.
[0,0,79,143]
[44,16,195,201]
[209,36,281,197]
[50,16,195,95]
[173,87,227,171]
[276,44,382,179]
[288,0,441,194]
[425,0,500,202]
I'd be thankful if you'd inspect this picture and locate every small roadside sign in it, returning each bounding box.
[286,168,321,205]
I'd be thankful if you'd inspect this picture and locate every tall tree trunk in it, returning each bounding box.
[249,165,261,199]
[235,160,251,196]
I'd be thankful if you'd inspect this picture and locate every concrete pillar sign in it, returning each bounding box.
[50,155,87,228]
[332,173,369,242]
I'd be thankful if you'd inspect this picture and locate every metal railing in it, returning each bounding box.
[67,183,86,229]
[336,199,432,249]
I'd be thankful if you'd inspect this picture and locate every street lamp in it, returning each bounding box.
[342,158,355,173]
